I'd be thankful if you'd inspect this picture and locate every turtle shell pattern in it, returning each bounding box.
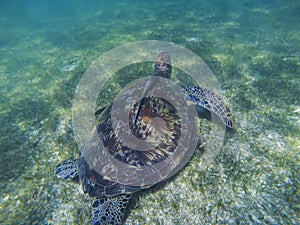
[79,95,181,197]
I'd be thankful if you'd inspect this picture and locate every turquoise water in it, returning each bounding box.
[0,0,299,224]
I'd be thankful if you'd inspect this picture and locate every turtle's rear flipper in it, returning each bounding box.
[55,159,79,180]
[92,194,132,225]
[184,86,234,128]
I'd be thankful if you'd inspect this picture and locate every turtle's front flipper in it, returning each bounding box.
[92,194,132,225]
[55,159,79,180]
[184,86,234,128]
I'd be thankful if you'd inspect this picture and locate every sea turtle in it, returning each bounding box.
[55,52,234,225]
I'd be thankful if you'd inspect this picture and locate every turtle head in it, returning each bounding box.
[153,51,172,79]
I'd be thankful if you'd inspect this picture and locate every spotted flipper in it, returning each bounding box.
[55,159,79,180]
[184,86,234,128]
[92,194,132,225]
